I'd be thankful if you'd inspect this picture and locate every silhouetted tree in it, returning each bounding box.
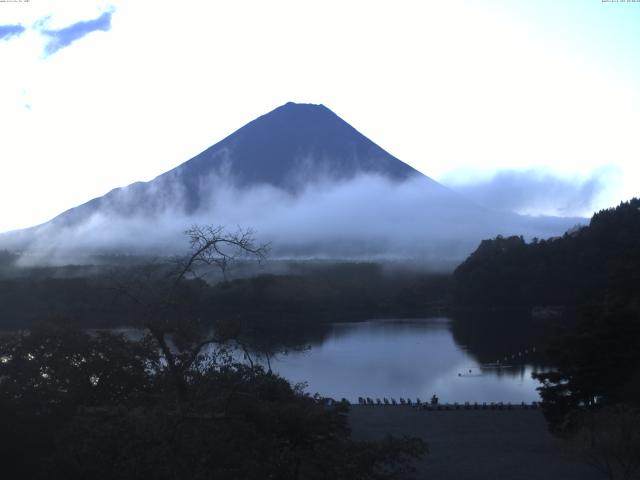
[453,198,640,308]
[569,405,640,480]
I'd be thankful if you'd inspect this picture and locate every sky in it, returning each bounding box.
[1,0,639,233]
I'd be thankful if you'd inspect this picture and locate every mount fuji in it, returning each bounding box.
[1,102,580,265]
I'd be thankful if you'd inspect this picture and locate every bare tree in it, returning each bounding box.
[175,225,268,283]
[112,225,268,412]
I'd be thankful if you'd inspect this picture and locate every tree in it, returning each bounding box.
[569,405,640,480]
[453,197,640,308]
[110,225,268,412]
[0,320,157,479]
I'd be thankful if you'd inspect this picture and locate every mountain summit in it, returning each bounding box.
[178,102,423,188]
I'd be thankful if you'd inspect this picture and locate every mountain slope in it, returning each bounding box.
[1,102,582,262]
[46,102,452,227]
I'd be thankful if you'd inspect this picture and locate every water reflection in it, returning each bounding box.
[270,318,545,403]
[451,309,551,369]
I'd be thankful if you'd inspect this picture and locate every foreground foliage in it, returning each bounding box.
[533,304,640,434]
[0,322,426,479]
[1,226,426,479]
[568,405,640,480]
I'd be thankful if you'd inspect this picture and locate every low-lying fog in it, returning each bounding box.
[3,173,583,268]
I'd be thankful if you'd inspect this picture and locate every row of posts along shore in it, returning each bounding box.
[351,397,540,410]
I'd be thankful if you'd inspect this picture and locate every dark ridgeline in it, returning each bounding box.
[453,198,640,308]
[0,259,451,331]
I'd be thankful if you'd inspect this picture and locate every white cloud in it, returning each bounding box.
[441,167,620,217]
[10,173,581,267]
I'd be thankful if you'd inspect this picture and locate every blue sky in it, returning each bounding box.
[0,0,639,232]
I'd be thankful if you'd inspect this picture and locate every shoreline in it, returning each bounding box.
[351,400,541,410]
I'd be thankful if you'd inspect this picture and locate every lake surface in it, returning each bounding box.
[269,318,544,404]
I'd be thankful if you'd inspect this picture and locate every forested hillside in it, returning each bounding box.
[453,198,640,308]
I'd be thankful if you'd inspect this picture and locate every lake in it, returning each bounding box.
[269,318,545,404]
